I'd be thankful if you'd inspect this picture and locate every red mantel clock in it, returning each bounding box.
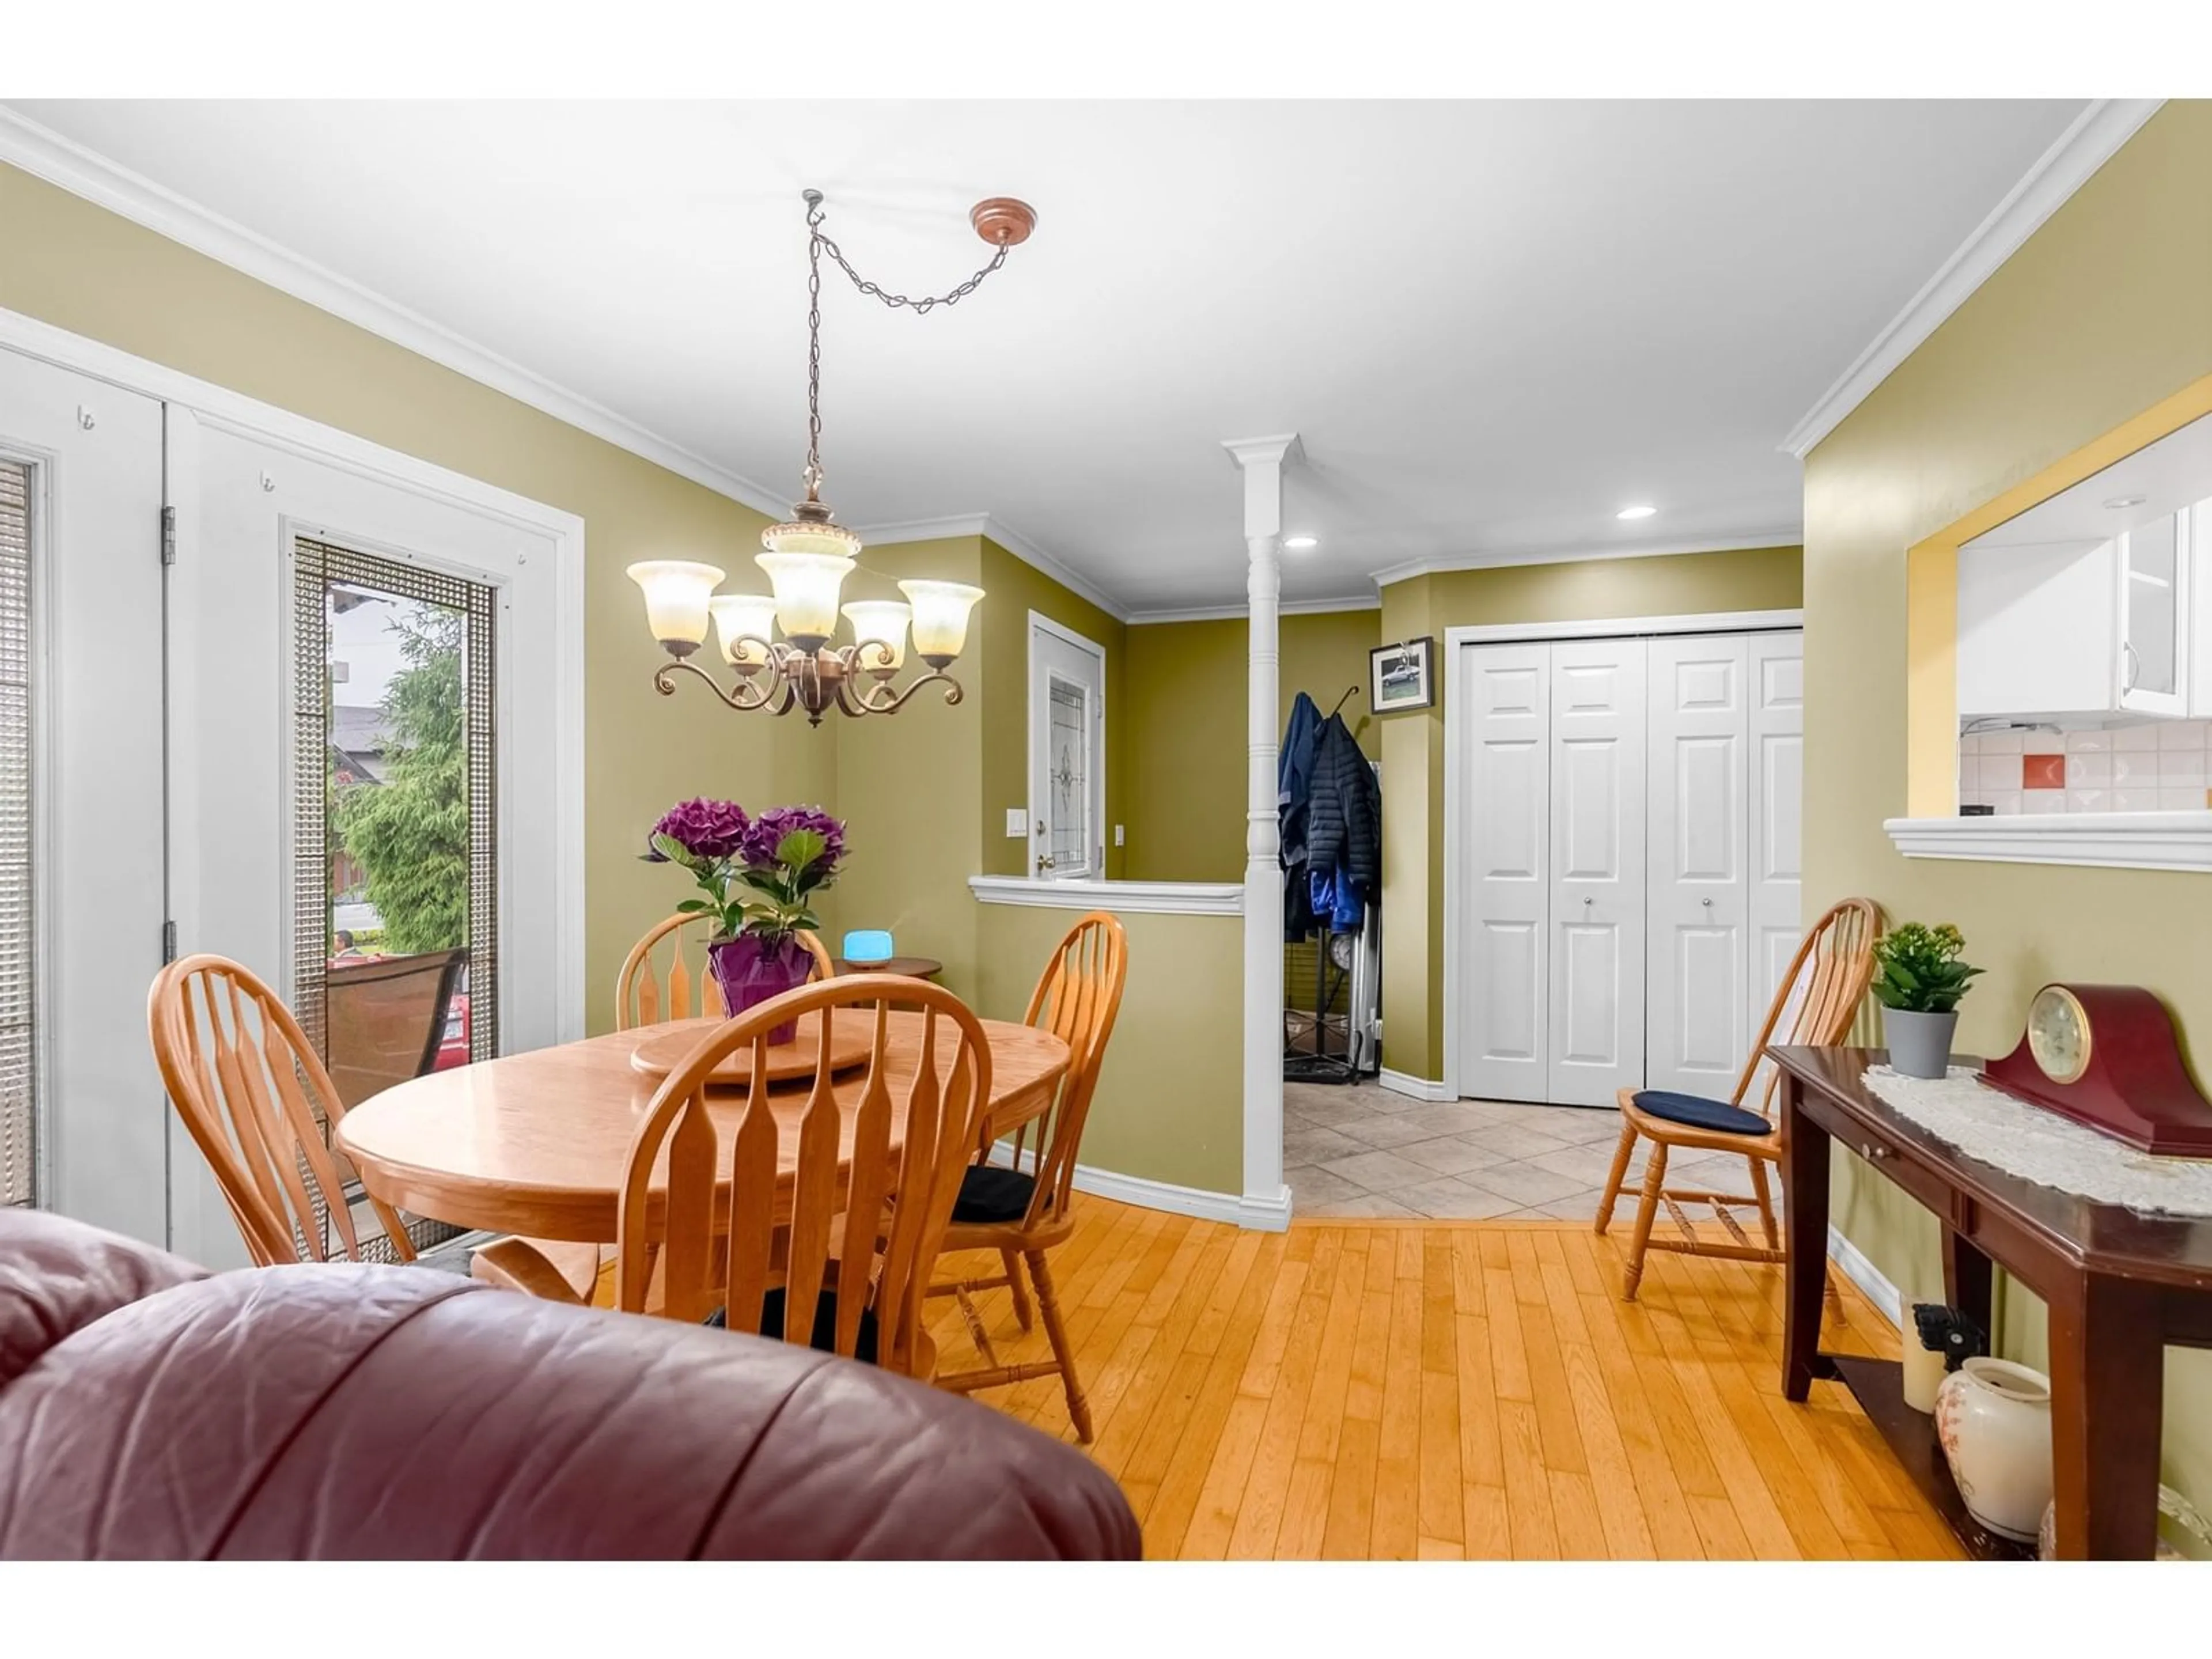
[1983,984,2212,1157]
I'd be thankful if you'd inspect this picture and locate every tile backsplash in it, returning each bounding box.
[1959,718,2212,814]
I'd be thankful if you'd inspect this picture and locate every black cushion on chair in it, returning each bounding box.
[952,1166,1035,1225]
[706,1288,880,1364]
[1631,1090,1771,1138]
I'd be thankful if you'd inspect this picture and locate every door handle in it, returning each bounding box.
[1035,853,1056,874]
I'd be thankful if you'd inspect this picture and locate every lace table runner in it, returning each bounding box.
[1858,1065,2212,1217]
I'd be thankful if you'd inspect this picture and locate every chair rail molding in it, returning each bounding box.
[1884,812,2212,873]
[967,875,1243,915]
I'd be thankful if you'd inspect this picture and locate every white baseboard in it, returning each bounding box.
[986,1145,1291,1232]
[1377,1067,1456,1103]
[1827,1224,1904,1328]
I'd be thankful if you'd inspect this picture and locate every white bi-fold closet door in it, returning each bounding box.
[1458,630,1802,1108]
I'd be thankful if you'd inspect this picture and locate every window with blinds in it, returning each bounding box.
[0,460,34,1208]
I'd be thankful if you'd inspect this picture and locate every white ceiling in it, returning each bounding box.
[7,99,2088,613]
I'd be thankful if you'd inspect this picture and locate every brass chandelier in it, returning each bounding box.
[628,188,1036,725]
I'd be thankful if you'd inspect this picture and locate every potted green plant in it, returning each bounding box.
[1871,922,1983,1080]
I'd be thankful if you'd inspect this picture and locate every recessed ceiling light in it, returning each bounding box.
[1616,505,1657,521]
[1283,535,1319,550]
[2104,495,2148,510]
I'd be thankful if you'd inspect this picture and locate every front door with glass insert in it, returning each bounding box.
[1028,616,1105,880]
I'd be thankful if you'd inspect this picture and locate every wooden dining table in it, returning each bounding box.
[335,1013,1070,1244]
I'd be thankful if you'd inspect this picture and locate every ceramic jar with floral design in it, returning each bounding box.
[1935,1357,2052,1543]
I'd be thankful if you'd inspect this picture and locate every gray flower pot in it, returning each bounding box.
[1885,1008,1959,1080]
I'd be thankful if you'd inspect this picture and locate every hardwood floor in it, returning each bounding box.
[926,1200,1965,1560]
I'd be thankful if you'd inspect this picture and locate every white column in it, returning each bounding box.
[1224,433,1300,1228]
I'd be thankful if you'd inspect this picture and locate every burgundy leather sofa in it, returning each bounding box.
[0,1209,1139,1559]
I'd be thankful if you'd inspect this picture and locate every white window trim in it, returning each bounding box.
[1027,609,1108,881]
[1440,609,1805,1103]
[0,305,587,1045]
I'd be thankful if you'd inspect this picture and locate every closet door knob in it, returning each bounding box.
[1701,897,1713,907]
[1582,896,1593,907]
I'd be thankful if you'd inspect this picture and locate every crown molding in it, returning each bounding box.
[1128,594,1381,626]
[1370,531,1801,589]
[854,513,1131,623]
[0,104,794,521]
[1781,98,2164,460]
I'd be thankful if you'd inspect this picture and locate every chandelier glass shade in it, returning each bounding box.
[632,185,1030,726]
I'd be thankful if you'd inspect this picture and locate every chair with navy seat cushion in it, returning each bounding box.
[1595,897,1881,1301]
[929,911,1127,1442]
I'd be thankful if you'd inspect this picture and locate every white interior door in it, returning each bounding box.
[1547,639,1647,1107]
[1027,613,1105,880]
[1747,631,1806,1051]
[0,347,169,1243]
[1457,642,1551,1103]
[1645,635,1748,1099]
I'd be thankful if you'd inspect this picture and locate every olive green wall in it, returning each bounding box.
[1376,546,1806,1080]
[975,538,1129,881]
[1804,99,2212,1516]
[974,902,1243,1194]
[0,160,823,1037]
[830,537,990,996]
[1122,608,1381,883]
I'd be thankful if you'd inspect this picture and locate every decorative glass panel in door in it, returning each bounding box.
[1047,675,1092,876]
[293,536,497,1259]
[1027,616,1105,879]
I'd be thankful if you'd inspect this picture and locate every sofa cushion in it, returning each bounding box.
[0,1209,209,1391]
[0,1222,1137,1560]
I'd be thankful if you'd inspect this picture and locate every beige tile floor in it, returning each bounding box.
[1284,1078,1779,1222]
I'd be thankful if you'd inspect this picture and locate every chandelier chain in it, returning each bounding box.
[800,189,1012,502]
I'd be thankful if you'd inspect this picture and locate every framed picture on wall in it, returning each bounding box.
[1370,637,1436,714]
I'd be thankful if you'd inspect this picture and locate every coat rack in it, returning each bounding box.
[1327,685,1359,719]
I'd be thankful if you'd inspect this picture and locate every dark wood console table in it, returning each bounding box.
[1774,1044,2212,1559]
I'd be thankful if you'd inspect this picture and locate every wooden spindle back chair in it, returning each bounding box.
[930,911,1128,1441]
[147,953,415,1267]
[618,912,834,1030]
[479,920,836,1305]
[1596,897,1881,1300]
[615,975,991,1378]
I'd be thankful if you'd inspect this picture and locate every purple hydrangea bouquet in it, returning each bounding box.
[645,798,846,1041]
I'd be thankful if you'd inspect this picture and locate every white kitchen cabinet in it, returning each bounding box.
[1957,511,2194,720]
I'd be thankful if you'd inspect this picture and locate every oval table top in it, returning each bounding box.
[335,1013,1069,1244]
